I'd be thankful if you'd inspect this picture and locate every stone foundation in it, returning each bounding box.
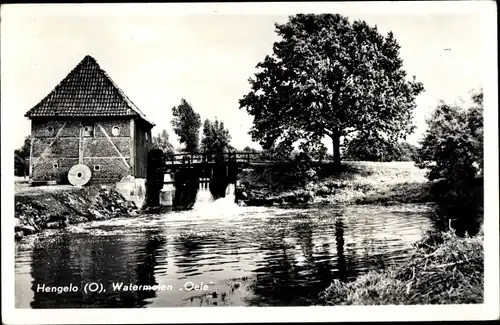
[115,176,146,209]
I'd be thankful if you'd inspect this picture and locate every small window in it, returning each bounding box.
[145,132,149,143]
[93,165,101,171]
[112,126,120,136]
[82,125,94,137]
[47,127,54,136]
[53,162,58,168]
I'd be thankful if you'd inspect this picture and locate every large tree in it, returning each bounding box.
[152,129,175,158]
[239,14,424,166]
[14,136,31,177]
[201,118,232,154]
[171,98,201,153]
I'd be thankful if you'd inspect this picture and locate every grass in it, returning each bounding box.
[311,161,432,204]
[354,181,433,204]
[318,228,484,305]
[15,183,81,196]
[238,161,434,205]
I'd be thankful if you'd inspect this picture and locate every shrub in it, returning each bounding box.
[14,136,31,177]
[415,89,483,182]
[415,89,484,235]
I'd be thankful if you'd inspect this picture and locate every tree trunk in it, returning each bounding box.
[331,134,341,167]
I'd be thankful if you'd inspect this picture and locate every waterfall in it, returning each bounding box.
[192,179,213,210]
[212,183,236,207]
[191,181,238,214]
[225,183,235,197]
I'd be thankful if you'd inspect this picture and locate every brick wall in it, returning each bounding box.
[30,118,134,183]
[84,157,131,184]
[83,137,130,157]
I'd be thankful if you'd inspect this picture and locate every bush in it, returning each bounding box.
[415,90,483,182]
[238,150,322,194]
[14,136,31,177]
[415,89,484,235]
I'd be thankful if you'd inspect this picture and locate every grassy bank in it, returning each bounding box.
[318,228,484,305]
[237,161,433,205]
[313,161,432,204]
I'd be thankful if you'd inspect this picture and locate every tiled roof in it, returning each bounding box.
[24,55,155,127]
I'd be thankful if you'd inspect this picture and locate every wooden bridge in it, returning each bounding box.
[163,151,265,168]
[147,151,268,187]
[145,150,329,206]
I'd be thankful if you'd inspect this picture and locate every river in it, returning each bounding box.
[15,186,435,308]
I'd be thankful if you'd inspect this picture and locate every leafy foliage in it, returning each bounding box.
[415,89,483,182]
[239,14,424,165]
[398,142,419,161]
[14,136,31,177]
[152,129,175,158]
[171,99,201,153]
[242,146,261,153]
[344,133,418,161]
[200,118,232,154]
[415,89,484,235]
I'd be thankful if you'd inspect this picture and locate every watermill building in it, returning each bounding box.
[24,55,154,206]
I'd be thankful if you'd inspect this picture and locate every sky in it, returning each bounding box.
[1,3,491,153]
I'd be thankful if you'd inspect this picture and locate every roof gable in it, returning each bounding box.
[24,55,155,127]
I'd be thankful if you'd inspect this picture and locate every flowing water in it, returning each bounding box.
[15,185,435,308]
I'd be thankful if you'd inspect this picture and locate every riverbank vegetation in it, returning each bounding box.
[318,227,484,305]
[414,89,484,235]
[237,161,433,206]
[315,89,485,305]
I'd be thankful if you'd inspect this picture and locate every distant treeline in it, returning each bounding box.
[342,139,418,162]
[240,142,418,163]
[152,98,233,159]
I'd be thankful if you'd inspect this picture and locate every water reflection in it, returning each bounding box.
[433,200,483,237]
[30,233,84,308]
[28,230,166,308]
[131,231,166,307]
[17,203,435,308]
[175,234,206,279]
[335,218,347,282]
[430,178,483,236]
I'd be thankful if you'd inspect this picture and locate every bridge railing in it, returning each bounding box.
[164,151,262,165]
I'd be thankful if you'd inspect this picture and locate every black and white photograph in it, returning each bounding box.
[1,2,498,324]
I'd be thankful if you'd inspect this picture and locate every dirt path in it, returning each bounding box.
[15,182,82,196]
